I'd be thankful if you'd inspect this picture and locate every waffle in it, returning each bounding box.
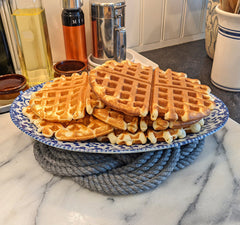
[96,117,204,145]
[158,68,187,78]
[86,89,105,115]
[23,106,113,141]
[89,61,215,122]
[55,115,113,141]
[89,60,153,117]
[147,119,204,144]
[184,119,204,133]
[97,129,147,145]
[23,106,64,138]
[147,128,186,144]
[101,60,153,84]
[22,62,213,145]
[92,107,139,133]
[150,68,215,121]
[155,68,211,93]
[93,107,127,130]
[140,116,169,132]
[29,73,90,122]
[97,119,203,145]
[23,105,203,145]
[169,118,202,129]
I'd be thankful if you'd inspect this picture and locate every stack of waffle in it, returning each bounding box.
[22,60,215,145]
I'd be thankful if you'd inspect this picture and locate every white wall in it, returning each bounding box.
[42,0,207,63]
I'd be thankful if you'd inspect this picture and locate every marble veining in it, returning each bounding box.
[1,112,240,225]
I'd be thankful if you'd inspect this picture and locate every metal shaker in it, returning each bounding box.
[91,0,126,63]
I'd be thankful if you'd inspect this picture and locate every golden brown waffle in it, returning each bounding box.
[150,68,215,121]
[22,63,213,145]
[96,118,204,145]
[86,89,105,115]
[89,61,215,121]
[55,115,113,141]
[101,60,153,84]
[154,68,211,93]
[97,129,147,145]
[29,73,90,122]
[125,115,139,133]
[23,106,113,141]
[92,107,139,133]
[169,118,202,129]
[93,107,127,131]
[89,60,153,117]
[158,68,187,78]
[147,119,204,144]
[23,105,203,145]
[184,119,204,133]
[95,118,204,145]
[140,116,169,132]
[23,106,64,138]
[139,116,203,131]
[147,128,186,144]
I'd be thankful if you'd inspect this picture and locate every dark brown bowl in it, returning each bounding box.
[53,60,87,77]
[0,74,28,101]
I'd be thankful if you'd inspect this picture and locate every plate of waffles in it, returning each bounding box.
[10,65,229,154]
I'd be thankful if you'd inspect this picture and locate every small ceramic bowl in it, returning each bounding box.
[53,60,87,77]
[0,74,28,106]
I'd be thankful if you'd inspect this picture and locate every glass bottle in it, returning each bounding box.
[62,0,87,64]
[0,15,14,75]
[9,0,53,87]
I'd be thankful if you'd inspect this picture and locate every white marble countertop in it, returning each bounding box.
[1,51,240,225]
[1,112,240,225]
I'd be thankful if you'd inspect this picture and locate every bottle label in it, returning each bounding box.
[62,10,84,27]
[64,17,83,26]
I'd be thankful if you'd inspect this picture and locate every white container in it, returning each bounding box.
[211,4,240,92]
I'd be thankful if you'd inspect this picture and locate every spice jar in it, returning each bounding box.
[0,74,28,106]
[53,60,87,77]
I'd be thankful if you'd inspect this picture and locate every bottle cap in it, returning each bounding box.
[62,0,83,9]
[91,1,125,19]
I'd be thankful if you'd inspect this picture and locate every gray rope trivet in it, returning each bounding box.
[33,139,205,195]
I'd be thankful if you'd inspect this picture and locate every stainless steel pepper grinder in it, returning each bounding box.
[91,0,126,63]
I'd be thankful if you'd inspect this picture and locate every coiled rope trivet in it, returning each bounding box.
[33,139,205,195]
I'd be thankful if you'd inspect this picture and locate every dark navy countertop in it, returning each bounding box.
[140,39,240,123]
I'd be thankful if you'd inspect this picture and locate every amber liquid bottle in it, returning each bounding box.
[62,0,87,64]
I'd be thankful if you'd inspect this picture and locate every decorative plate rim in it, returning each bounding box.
[10,83,229,154]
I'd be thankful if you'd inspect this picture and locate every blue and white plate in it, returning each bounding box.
[10,83,229,154]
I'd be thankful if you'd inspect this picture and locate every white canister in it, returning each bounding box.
[211,4,240,92]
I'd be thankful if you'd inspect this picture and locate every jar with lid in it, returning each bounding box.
[0,74,28,107]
